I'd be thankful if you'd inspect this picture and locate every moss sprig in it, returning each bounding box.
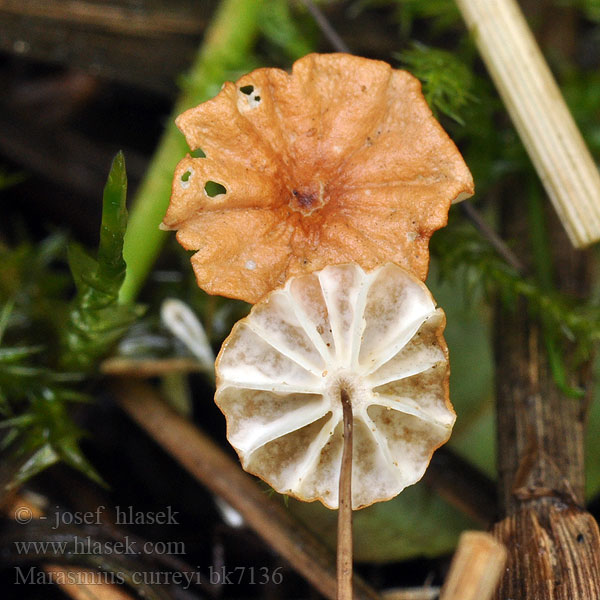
[60,153,144,372]
[431,218,600,367]
[396,42,477,125]
[0,154,143,489]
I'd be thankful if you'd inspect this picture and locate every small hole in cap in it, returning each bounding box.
[204,181,227,197]
[180,168,193,188]
[240,85,254,95]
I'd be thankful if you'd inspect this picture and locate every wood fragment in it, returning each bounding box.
[382,587,439,600]
[455,0,600,248]
[0,0,209,36]
[100,356,204,377]
[114,380,381,600]
[439,531,506,600]
[491,99,600,597]
[492,502,600,600]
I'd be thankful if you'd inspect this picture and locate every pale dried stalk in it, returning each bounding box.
[439,531,507,600]
[101,357,204,377]
[455,0,600,248]
[382,588,439,600]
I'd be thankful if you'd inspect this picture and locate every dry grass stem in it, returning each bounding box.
[439,531,507,600]
[382,587,440,600]
[101,357,205,377]
[455,0,600,248]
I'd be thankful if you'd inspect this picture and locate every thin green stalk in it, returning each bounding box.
[119,0,265,304]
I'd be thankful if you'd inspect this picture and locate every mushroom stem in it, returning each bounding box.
[337,387,353,600]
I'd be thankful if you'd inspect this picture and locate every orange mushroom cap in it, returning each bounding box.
[163,53,474,304]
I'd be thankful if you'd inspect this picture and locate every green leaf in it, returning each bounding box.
[0,427,19,452]
[8,443,60,489]
[97,151,128,288]
[0,300,14,344]
[0,414,35,429]
[0,346,44,363]
[67,243,99,294]
[0,155,140,490]
[57,436,107,487]
[60,153,144,371]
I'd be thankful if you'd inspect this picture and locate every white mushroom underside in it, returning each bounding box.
[215,263,454,509]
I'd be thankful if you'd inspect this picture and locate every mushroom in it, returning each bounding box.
[162,53,474,304]
[214,262,453,510]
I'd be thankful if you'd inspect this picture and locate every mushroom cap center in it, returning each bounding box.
[289,182,327,216]
[324,369,371,415]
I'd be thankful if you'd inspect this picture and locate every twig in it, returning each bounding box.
[337,388,353,600]
[460,202,524,273]
[439,531,506,600]
[115,380,381,600]
[298,0,351,54]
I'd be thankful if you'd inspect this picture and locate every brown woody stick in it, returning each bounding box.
[490,3,600,582]
[491,199,600,598]
[114,380,381,600]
